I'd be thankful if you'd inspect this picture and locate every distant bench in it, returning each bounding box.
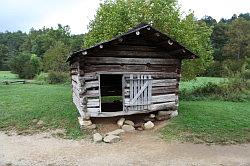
[2,80,27,85]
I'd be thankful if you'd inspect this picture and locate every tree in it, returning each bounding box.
[84,0,213,79]
[43,41,70,72]
[0,31,28,70]
[9,52,41,79]
[223,18,250,60]
[70,34,84,52]
[238,13,250,21]
[211,22,229,62]
[201,15,217,27]
[0,44,8,70]
[20,24,72,58]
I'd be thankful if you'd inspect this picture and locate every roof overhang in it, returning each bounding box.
[67,23,198,62]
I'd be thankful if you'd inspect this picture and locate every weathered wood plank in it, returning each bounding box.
[109,45,163,52]
[88,108,159,117]
[71,75,79,83]
[72,85,81,98]
[82,73,98,81]
[152,86,177,95]
[148,102,177,111]
[72,92,84,117]
[88,72,176,76]
[124,85,177,96]
[152,79,177,87]
[83,89,99,97]
[71,80,81,92]
[151,94,177,103]
[84,80,99,89]
[152,73,177,79]
[87,107,100,113]
[126,79,176,87]
[87,99,100,107]
[82,64,176,73]
[85,57,180,65]
[91,50,175,58]
[125,94,176,104]
[98,74,102,113]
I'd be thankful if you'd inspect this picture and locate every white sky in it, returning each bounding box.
[0,0,249,34]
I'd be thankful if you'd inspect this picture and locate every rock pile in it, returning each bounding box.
[90,111,178,144]
[117,116,156,131]
[93,129,125,144]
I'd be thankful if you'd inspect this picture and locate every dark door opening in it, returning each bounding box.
[100,74,123,112]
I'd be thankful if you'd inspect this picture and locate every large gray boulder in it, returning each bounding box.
[103,135,120,143]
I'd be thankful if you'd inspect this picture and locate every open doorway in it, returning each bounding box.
[100,74,123,112]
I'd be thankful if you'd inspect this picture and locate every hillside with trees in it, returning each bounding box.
[201,13,250,77]
[0,7,249,81]
[0,24,84,79]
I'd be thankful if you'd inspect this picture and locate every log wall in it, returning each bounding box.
[70,43,182,118]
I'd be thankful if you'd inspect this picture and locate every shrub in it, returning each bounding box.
[9,53,41,79]
[47,71,69,84]
[222,59,246,76]
[181,78,249,102]
[43,41,70,72]
[243,70,250,79]
[34,72,48,84]
[202,61,223,77]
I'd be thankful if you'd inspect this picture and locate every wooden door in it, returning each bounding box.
[124,74,152,111]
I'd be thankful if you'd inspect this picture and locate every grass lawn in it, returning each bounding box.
[1,71,249,143]
[162,100,250,144]
[180,77,227,91]
[0,79,84,139]
[0,71,19,81]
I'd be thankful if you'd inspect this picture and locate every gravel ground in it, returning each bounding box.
[0,129,250,166]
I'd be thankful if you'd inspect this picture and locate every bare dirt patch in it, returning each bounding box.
[1,125,250,166]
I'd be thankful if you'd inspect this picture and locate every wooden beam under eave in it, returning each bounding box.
[166,49,186,56]
[157,39,175,47]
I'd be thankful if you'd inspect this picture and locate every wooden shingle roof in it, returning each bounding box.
[67,23,198,62]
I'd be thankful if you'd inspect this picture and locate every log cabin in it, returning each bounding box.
[67,23,197,120]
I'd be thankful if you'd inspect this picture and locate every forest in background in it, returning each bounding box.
[0,13,249,80]
[0,24,84,80]
[201,13,250,77]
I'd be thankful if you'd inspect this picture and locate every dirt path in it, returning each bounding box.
[0,129,250,166]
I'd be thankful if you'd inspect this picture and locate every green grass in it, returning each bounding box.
[0,83,84,139]
[101,96,122,103]
[1,72,249,143]
[180,77,227,91]
[0,71,19,81]
[162,100,250,144]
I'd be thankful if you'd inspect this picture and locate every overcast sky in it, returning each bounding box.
[0,0,249,34]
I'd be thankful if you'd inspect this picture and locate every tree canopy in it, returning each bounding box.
[43,41,70,72]
[84,0,213,79]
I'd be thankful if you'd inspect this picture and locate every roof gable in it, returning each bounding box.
[67,23,198,62]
